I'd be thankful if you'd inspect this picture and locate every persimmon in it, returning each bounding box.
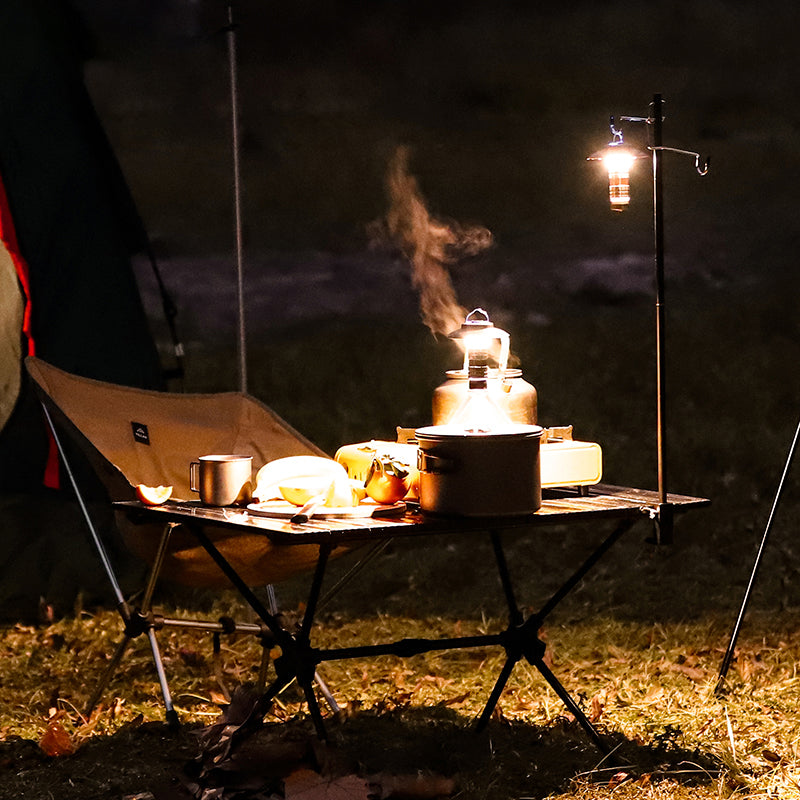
[364,457,408,505]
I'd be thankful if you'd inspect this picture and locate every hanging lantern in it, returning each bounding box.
[587,126,649,211]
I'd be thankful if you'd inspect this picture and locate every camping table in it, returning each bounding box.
[116,484,708,753]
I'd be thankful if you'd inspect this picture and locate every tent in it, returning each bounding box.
[0,174,30,436]
[0,0,165,489]
[0,0,168,617]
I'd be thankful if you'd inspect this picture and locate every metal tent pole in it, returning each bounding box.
[225,1,247,393]
[715,417,800,694]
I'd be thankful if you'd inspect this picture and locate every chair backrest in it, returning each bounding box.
[25,357,324,500]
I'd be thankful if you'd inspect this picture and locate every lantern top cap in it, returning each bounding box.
[587,124,649,162]
[587,139,650,162]
[448,308,499,339]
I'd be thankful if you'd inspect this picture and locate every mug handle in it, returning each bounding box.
[189,461,200,493]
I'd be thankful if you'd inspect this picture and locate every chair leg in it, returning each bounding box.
[147,627,179,727]
[314,671,340,714]
[85,634,132,718]
[85,523,180,724]
[84,623,178,727]
[254,638,339,714]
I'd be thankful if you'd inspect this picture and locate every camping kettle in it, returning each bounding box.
[432,368,538,426]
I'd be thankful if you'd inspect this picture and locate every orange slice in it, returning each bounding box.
[135,484,173,506]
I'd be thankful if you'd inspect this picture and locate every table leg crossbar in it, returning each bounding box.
[187,517,636,752]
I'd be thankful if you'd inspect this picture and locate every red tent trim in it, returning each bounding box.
[1,170,59,488]
[0,172,34,357]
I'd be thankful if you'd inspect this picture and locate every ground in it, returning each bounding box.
[2,607,786,800]
[3,1,800,797]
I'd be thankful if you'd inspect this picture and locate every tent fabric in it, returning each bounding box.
[26,357,341,588]
[0,243,23,432]
[0,1,166,491]
[0,171,33,353]
[0,170,34,432]
[0,1,162,390]
[0,229,25,433]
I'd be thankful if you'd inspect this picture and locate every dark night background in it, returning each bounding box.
[2,0,800,620]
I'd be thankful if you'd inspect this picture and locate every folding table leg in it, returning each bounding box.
[300,679,329,740]
[535,658,608,755]
[489,531,524,626]
[253,638,339,714]
[476,656,516,731]
[535,518,636,624]
[478,521,635,754]
[187,525,335,731]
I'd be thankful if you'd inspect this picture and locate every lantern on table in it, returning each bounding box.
[432,308,537,429]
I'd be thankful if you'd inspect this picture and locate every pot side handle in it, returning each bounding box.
[417,450,458,474]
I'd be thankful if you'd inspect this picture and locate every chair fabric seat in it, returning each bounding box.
[26,356,341,589]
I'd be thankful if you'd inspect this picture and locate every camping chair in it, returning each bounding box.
[25,356,347,725]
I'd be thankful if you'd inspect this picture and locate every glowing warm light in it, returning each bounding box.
[447,309,513,431]
[450,309,510,379]
[604,149,636,210]
[603,149,638,174]
[462,329,494,369]
[587,137,647,212]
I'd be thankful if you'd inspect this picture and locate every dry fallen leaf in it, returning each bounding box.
[440,691,471,708]
[39,717,75,757]
[607,771,631,789]
[284,767,370,800]
[368,773,456,799]
[670,662,705,681]
[589,695,604,723]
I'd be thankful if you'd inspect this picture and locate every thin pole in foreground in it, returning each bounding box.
[715,417,800,694]
[226,1,247,393]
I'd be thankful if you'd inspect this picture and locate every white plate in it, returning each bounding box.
[246,500,405,519]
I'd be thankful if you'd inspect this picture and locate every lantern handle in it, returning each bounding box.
[497,329,509,375]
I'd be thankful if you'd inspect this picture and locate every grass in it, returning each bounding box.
[5,276,800,796]
[3,601,800,798]
[5,3,800,796]
[2,278,789,795]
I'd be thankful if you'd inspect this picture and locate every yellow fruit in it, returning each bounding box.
[278,477,331,506]
[254,456,346,501]
[135,484,173,506]
[324,475,360,507]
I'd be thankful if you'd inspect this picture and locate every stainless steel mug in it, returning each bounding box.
[189,454,253,506]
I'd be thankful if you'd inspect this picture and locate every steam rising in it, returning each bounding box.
[383,146,493,336]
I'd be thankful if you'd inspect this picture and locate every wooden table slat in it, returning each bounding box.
[115,484,709,545]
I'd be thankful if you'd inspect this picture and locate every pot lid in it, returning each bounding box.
[415,423,543,440]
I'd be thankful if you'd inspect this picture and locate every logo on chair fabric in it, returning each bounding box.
[131,422,150,445]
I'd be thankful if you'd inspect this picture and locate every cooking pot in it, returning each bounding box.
[415,423,542,517]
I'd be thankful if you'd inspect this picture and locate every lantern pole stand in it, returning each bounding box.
[224,1,247,393]
[715,418,800,694]
[602,94,709,544]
